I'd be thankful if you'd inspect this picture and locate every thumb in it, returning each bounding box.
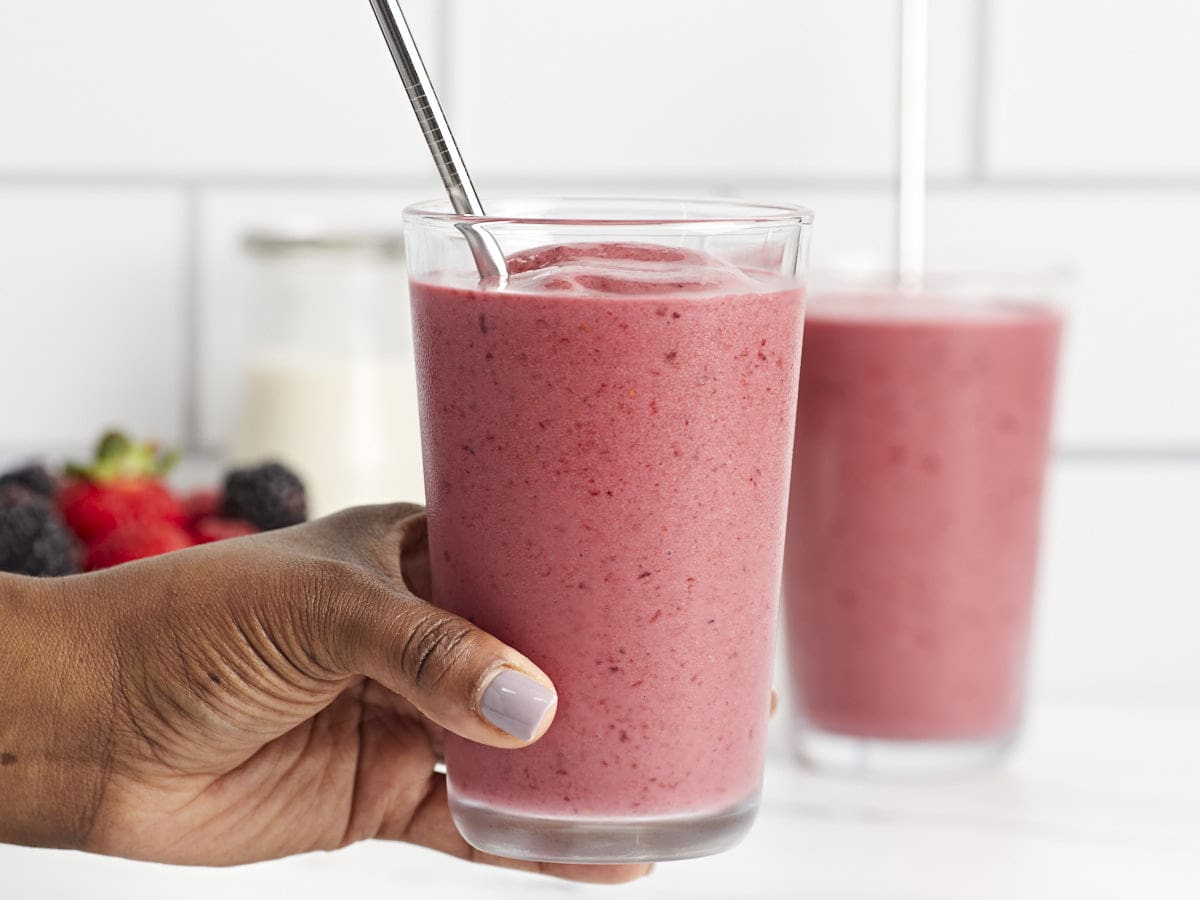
[326,585,558,749]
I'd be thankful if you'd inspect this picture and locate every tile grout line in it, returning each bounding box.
[180,184,202,454]
[0,172,443,189]
[8,172,1200,191]
[969,0,992,182]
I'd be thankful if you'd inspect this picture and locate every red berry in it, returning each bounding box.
[190,516,258,545]
[59,478,186,543]
[86,522,193,571]
[182,489,222,527]
[59,431,186,543]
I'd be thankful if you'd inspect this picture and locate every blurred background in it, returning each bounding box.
[2,0,1198,895]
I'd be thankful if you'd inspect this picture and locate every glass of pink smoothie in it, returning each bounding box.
[782,276,1063,775]
[403,198,812,862]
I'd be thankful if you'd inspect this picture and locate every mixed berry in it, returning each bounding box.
[0,431,308,576]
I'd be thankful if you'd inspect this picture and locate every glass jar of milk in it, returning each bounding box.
[233,228,425,517]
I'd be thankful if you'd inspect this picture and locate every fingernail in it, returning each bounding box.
[480,669,557,741]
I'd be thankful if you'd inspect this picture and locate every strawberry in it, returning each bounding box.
[190,516,258,545]
[86,521,193,571]
[58,432,185,543]
[60,479,186,543]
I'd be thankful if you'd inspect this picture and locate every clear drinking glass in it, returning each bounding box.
[403,198,812,862]
[782,274,1064,775]
[232,228,425,516]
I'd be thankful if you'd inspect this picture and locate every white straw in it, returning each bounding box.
[896,0,929,289]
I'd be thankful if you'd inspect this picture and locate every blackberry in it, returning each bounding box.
[0,463,57,498]
[221,462,307,531]
[0,485,81,576]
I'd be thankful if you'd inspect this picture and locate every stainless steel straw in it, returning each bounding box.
[369,0,509,285]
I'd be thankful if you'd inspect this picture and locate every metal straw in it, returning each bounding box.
[369,0,508,285]
[896,0,928,289]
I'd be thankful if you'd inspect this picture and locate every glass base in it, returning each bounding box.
[448,791,760,863]
[793,724,1016,777]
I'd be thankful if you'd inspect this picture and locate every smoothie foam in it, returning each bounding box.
[412,243,804,818]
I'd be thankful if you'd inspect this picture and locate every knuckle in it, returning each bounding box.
[298,558,385,674]
[395,608,483,692]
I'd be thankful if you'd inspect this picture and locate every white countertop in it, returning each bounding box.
[5,698,1198,899]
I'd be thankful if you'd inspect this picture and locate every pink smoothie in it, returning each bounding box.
[411,243,804,819]
[783,292,1061,741]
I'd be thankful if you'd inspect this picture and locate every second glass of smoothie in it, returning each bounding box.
[404,198,811,862]
[783,277,1063,775]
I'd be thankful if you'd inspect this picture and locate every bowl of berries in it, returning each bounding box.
[0,431,308,576]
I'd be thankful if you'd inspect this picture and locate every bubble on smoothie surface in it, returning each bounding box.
[504,242,768,296]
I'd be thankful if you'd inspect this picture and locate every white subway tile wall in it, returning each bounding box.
[0,187,187,447]
[1033,459,1200,704]
[926,187,1200,446]
[1,0,1197,698]
[448,0,974,181]
[987,0,1200,177]
[0,0,441,176]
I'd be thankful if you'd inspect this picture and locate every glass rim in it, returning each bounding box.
[808,265,1073,293]
[403,196,815,228]
[805,267,1071,316]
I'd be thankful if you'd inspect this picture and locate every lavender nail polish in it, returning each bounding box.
[481,669,557,741]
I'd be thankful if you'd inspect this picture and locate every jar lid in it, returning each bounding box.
[243,226,405,259]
